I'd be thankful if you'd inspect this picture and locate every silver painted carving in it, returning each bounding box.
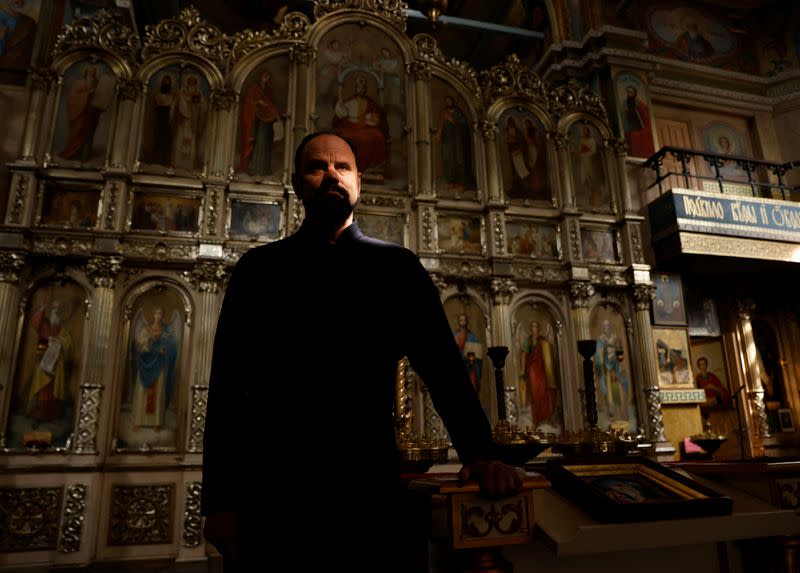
[289,43,316,65]
[421,207,434,250]
[105,183,119,229]
[748,390,771,439]
[188,385,209,453]
[549,79,607,120]
[109,485,174,545]
[491,278,517,305]
[633,284,657,311]
[182,482,202,548]
[439,259,491,279]
[493,214,505,255]
[32,235,92,256]
[59,484,87,553]
[10,176,26,224]
[359,195,405,208]
[29,67,55,92]
[568,281,594,308]
[504,386,518,427]
[74,384,103,454]
[0,487,62,552]
[212,89,237,112]
[644,388,667,442]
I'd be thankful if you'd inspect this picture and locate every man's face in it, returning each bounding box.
[458,314,467,328]
[293,134,361,225]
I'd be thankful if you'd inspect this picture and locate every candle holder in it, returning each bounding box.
[487,346,553,464]
[396,428,450,474]
[551,340,639,457]
[689,419,727,459]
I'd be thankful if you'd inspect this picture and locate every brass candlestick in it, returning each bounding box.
[551,340,639,457]
[488,346,552,464]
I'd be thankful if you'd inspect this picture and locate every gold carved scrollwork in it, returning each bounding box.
[0,488,63,552]
[314,0,407,32]
[413,34,480,100]
[568,220,580,259]
[0,251,26,284]
[569,280,594,308]
[430,273,448,295]
[109,485,174,546]
[105,182,119,229]
[211,89,236,111]
[421,207,434,250]
[182,482,203,548]
[9,175,27,224]
[440,259,491,279]
[479,54,547,108]
[230,12,311,67]
[142,6,231,72]
[182,262,228,294]
[633,284,656,311]
[289,43,316,65]
[479,120,497,141]
[59,484,87,553]
[118,79,143,102]
[408,61,431,81]
[29,67,56,92]
[611,137,628,157]
[549,130,568,150]
[53,9,140,66]
[85,256,123,288]
[188,385,208,453]
[360,195,405,208]
[549,79,607,120]
[491,278,517,305]
[630,226,644,263]
[510,263,566,283]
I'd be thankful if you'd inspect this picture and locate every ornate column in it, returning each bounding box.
[0,252,25,393]
[74,256,122,454]
[110,79,142,168]
[736,299,770,446]
[20,68,54,161]
[209,88,236,178]
[411,61,432,196]
[611,138,632,213]
[490,278,518,425]
[633,284,667,443]
[552,131,573,208]
[568,281,594,340]
[480,120,501,201]
[182,262,228,452]
[291,44,315,145]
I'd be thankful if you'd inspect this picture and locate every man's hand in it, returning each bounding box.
[203,511,238,560]
[458,459,526,499]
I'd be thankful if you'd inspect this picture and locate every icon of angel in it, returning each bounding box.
[130,306,181,430]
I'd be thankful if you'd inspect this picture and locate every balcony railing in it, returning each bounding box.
[642,146,799,202]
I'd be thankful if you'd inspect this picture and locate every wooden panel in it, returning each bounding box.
[655,118,698,192]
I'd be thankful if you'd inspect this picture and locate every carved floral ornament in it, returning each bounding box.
[480,54,548,108]
[230,12,311,67]
[413,34,481,100]
[313,0,408,32]
[142,6,231,73]
[52,9,140,67]
[549,79,607,121]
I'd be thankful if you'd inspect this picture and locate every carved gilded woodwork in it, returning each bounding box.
[0,488,62,551]
[109,484,174,545]
[549,79,608,121]
[188,386,209,453]
[0,251,26,284]
[53,9,140,68]
[413,34,481,102]
[230,12,312,67]
[142,7,230,74]
[480,54,548,109]
[74,383,104,454]
[314,0,408,32]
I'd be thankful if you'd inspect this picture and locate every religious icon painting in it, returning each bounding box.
[506,220,560,260]
[436,213,482,254]
[580,227,617,263]
[690,337,732,409]
[646,5,735,64]
[652,272,686,325]
[569,121,610,212]
[51,59,117,166]
[614,72,656,159]
[430,77,476,199]
[498,108,550,204]
[130,190,201,234]
[315,26,407,189]
[0,0,42,84]
[356,211,405,245]
[5,280,87,450]
[37,182,101,229]
[444,297,492,420]
[139,64,211,172]
[653,327,694,390]
[228,199,281,241]
[235,56,290,180]
[512,303,563,435]
[116,286,186,451]
[698,121,751,184]
[589,306,639,433]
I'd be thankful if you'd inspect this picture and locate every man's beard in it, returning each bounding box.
[304,183,357,225]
